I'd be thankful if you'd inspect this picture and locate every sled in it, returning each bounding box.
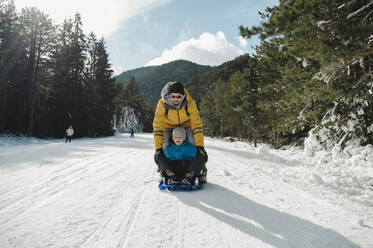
[158,177,204,191]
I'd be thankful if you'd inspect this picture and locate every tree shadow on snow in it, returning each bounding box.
[175,183,359,248]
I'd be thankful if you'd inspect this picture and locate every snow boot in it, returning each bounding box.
[198,169,207,184]
[180,172,193,185]
[168,178,180,185]
[159,169,178,184]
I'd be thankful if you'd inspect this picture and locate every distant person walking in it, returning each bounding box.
[65,126,74,143]
[130,128,135,138]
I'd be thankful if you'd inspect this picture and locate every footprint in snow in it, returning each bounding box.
[358,219,372,229]
[221,169,231,176]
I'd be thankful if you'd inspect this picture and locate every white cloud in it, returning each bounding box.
[238,36,248,47]
[111,65,124,76]
[15,0,171,37]
[145,31,244,67]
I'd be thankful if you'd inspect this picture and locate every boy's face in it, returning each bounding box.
[173,135,184,145]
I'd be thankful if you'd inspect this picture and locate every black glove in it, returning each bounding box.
[154,148,164,164]
[197,146,208,162]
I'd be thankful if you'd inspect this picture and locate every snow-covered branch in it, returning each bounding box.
[347,1,373,19]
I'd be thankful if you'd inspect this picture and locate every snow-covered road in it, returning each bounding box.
[0,133,372,247]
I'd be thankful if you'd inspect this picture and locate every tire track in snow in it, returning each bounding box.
[0,148,137,202]
[0,151,115,208]
[203,188,239,248]
[176,200,185,248]
[120,186,148,248]
[174,189,229,248]
[79,187,147,248]
[119,162,155,248]
[0,151,131,226]
[78,160,150,248]
[217,215,234,248]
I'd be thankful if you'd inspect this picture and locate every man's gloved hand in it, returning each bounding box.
[154,148,164,163]
[196,146,208,162]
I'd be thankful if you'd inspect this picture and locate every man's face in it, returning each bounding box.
[170,93,184,106]
[173,135,184,145]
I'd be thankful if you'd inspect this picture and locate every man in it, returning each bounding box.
[153,81,208,184]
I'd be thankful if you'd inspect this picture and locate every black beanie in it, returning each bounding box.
[168,81,184,95]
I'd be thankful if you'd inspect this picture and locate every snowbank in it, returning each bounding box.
[302,132,373,206]
[208,134,373,208]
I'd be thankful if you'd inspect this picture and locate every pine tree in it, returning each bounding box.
[50,13,87,137]
[90,37,116,136]
[239,0,373,147]
[240,58,261,146]
[200,92,221,137]
[84,32,98,134]
[214,79,230,137]
[226,71,246,139]
[0,0,19,131]
[19,7,55,136]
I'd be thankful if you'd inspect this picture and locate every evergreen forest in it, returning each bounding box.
[1,0,372,152]
[0,0,150,138]
[188,0,373,149]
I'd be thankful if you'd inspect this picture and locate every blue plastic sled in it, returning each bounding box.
[158,178,203,191]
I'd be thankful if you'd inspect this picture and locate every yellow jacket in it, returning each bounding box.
[153,89,204,150]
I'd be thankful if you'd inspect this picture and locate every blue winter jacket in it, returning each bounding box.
[164,141,197,161]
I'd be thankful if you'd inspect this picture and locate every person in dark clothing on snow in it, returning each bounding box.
[153,81,208,184]
[130,129,135,138]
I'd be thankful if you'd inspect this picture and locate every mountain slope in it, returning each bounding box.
[186,54,251,105]
[115,60,212,105]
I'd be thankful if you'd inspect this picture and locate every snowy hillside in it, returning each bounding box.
[0,133,372,247]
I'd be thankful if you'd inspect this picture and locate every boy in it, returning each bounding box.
[157,127,206,185]
[164,127,196,162]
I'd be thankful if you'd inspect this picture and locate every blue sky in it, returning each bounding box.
[15,0,278,74]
